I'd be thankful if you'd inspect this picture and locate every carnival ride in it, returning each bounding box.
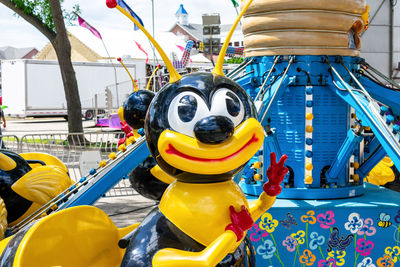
[0,0,399,266]
[232,0,400,265]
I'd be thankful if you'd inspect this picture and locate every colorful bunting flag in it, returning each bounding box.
[117,0,144,31]
[135,41,149,64]
[77,15,102,40]
[230,0,239,8]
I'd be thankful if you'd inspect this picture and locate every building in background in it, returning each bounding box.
[35,32,102,62]
[361,0,400,82]
[0,46,38,93]
[169,4,244,47]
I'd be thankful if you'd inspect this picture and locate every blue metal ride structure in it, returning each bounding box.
[236,55,400,199]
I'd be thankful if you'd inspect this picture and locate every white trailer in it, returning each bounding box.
[1,59,146,120]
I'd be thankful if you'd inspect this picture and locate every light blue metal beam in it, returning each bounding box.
[360,76,400,116]
[326,129,364,186]
[357,146,387,178]
[327,79,400,171]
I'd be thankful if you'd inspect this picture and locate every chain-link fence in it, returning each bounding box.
[0,132,136,197]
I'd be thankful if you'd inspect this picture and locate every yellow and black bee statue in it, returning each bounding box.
[108,0,288,266]
[0,0,288,265]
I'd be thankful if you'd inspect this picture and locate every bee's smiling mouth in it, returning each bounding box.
[157,118,264,175]
[165,134,259,162]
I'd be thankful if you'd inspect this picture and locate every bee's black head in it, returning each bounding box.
[123,90,155,129]
[145,72,264,183]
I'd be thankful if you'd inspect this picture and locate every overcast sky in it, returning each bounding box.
[0,0,239,50]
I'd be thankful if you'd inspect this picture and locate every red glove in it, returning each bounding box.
[263,152,289,196]
[225,205,253,241]
[120,121,132,135]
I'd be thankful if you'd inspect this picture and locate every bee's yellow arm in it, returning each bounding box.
[248,152,287,221]
[152,231,238,267]
[248,192,276,221]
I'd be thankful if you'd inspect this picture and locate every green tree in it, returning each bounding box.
[0,0,83,134]
[224,57,244,64]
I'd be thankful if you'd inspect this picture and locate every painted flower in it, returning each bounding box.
[299,249,316,266]
[259,212,279,233]
[317,211,336,229]
[309,231,326,250]
[256,239,276,259]
[395,209,400,224]
[384,246,400,263]
[357,218,376,236]
[327,250,346,266]
[301,210,317,224]
[344,212,364,234]
[282,236,298,252]
[249,223,269,242]
[356,238,374,256]
[318,258,338,267]
[357,257,376,267]
[290,230,306,245]
[377,255,395,267]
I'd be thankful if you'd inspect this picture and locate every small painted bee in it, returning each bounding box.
[378,212,392,228]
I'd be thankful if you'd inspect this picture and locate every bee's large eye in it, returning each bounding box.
[168,92,209,137]
[211,89,245,127]
[178,95,197,122]
[225,91,241,117]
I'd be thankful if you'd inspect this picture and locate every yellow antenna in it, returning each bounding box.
[108,1,181,84]
[0,153,16,171]
[213,0,253,76]
[146,64,162,91]
[117,106,124,122]
[117,57,138,91]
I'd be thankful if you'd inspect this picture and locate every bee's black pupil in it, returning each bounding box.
[226,92,240,117]
[178,95,197,122]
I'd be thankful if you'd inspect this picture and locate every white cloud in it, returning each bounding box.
[0,0,239,50]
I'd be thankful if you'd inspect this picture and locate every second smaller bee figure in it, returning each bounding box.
[378,212,392,228]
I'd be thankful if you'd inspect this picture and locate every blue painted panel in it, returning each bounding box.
[313,85,349,187]
[246,184,400,267]
[268,86,306,188]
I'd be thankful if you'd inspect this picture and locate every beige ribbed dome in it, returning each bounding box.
[243,0,367,57]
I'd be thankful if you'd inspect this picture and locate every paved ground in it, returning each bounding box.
[94,194,158,228]
[3,117,102,138]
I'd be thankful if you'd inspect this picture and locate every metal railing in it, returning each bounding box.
[0,132,136,197]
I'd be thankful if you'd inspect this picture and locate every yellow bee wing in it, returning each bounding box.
[0,197,7,240]
[11,166,73,206]
[19,152,68,173]
[9,206,136,266]
[0,152,16,171]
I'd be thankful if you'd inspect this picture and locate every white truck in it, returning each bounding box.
[1,59,146,120]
